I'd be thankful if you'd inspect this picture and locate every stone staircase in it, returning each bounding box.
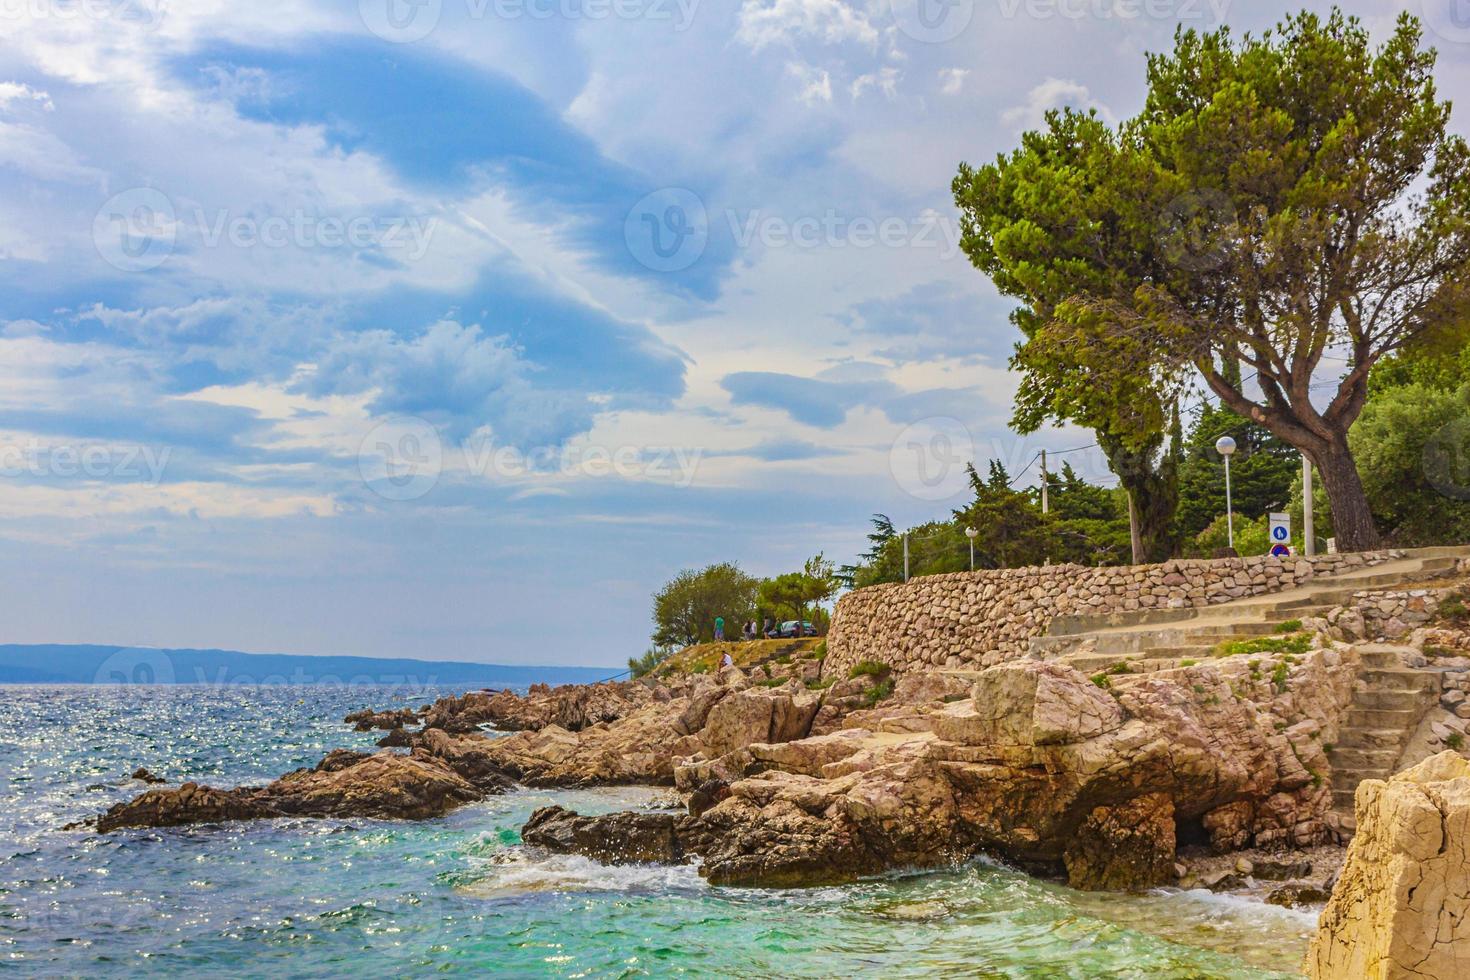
[1327,645,1439,824]
[1032,548,1468,677]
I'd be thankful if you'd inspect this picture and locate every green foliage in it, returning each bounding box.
[1275,620,1303,634]
[1186,512,1270,558]
[1439,592,1469,625]
[759,554,840,628]
[863,679,895,707]
[755,677,788,688]
[957,8,1470,552]
[1348,375,1470,546]
[1448,733,1465,751]
[811,639,827,661]
[652,562,759,648]
[849,661,891,680]
[1174,403,1299,542]
[1179,659,1198,667]
[1215,632,1313,658]
[848,461,1133,586]
[805,678,834,691]
[1271,660,1291,693]
[627,648,672,679]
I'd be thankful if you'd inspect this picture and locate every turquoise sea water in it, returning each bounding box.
[1,686,1315,977]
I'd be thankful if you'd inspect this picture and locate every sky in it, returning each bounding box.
[0,0,1466,667]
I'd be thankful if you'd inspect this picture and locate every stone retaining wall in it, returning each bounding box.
[824,551,1404,679]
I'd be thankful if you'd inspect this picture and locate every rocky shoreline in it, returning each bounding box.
[88,651,1354,895]
[81,561,1470,975]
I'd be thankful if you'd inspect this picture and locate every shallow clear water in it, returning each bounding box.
[0,686,1314,977]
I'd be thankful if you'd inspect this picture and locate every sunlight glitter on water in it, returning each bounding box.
[2,686,1313,977]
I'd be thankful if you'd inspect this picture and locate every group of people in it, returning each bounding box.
[713,616,781,642]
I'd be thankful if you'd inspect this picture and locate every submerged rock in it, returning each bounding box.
[1306,751,1470,978]
[130,767,166,785]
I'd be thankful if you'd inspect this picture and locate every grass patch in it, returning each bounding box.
[1179,658,1198,667]
[1274,619,1303,634]
[805,678,834,691]
[811,639,828,661]
[1091,673,1111,689]
[1271,660,1291,693]
[1448,732,1465,751]
[849,660,891,680]
[756,677,788,688]
[863,679,895,707]
[1440,593,1469,625]
[1215,632,1313,658]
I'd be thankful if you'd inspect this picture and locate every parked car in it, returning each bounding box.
[775,620,817,638]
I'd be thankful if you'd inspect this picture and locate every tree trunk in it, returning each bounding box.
[1101,434,1179,565]
[1127,492,1142,565]
[1315,436,1381,552]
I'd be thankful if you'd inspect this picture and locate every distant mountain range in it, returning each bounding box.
[0,644,616,688]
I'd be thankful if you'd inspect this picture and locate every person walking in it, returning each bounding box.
[714,616,725,642]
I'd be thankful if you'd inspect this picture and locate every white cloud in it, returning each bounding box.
[785,62,833,105]
[937,68,968,95]
[736,0,880,51]
[1000,77,1115,130]
[0,82,53,111]
[851,66,900,101]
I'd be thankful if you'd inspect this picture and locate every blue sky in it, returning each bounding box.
[0,0,1464,666]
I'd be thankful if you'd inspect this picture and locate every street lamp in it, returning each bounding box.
[1216,435,1238,550]
[965,526,978,570]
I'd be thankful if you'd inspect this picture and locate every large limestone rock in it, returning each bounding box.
[96,750,487,831]
[1063,793,1177,891]
[527,657,1346,889]
[1306,751,1470,979]
[699,690,820,758]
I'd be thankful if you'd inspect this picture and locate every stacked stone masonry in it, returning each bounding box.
[825,551,1405,679]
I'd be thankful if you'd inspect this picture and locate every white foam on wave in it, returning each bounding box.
[461,850,708,900]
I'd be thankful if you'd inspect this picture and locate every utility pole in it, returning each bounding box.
[1303,454,1315,557]
[1040,449,1049,514]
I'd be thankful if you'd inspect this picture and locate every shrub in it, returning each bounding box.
[1179,659,1198,667]
[863,679,895,707]
[1275,619,1303,634]
[756,677,788,688]
[849,660,891,680]
[1448,732,1465,751]
[1216,632,1312,658]
[1271,660,1291,693]
[805,678,834,691]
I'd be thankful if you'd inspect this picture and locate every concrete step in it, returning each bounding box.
[1337,727,1412,750]
[1357,645,1414,669]
[1362,668,1440,692]
[1350,688,1433,712]
[1327,746,1401,770]
[1345,707,1423,729]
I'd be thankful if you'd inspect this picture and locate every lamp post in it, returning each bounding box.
[1216,435,1238,550]
[965,526,978,570]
